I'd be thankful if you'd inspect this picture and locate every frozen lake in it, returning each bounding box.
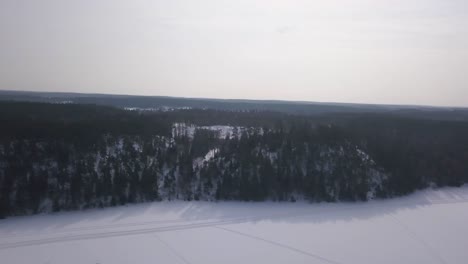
[1,186,468,264]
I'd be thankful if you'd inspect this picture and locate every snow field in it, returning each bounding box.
[1,186,468,264]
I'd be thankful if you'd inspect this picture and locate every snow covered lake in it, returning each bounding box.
[1,186,468,264]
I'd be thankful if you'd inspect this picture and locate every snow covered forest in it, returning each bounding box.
[1,101,468,217]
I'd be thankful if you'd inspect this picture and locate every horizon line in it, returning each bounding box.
[1,88,467,110]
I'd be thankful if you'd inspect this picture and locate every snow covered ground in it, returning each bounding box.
[1,187,468,264]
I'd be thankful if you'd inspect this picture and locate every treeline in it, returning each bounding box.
[0,101,467,217]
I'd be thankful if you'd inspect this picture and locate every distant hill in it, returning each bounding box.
[2,90,468,121]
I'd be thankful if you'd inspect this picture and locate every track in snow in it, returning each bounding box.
[1,186,468,264]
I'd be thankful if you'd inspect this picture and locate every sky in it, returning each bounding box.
[0,0,467,107]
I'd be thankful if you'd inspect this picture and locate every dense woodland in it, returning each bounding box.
[1,101,468,217]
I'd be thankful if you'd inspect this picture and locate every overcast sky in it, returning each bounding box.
[1,0,467,106]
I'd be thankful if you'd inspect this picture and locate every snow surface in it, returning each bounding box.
[2,186,468,264]
[193,148,219,169]
[172,123,263,139]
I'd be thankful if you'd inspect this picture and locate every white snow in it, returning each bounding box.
[198,125,240,139]
[1,186,468,264]
[172,123,197,138]
[124,106,192,112]
[193,148,219,169]
[172,123,263,140]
